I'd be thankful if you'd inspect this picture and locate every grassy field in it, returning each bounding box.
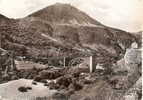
[15,60,48,70]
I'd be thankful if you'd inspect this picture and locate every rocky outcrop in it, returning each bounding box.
[112,44,142,100]
[124,77,142,100]
[124,46,141,83]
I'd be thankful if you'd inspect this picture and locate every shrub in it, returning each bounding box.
[32,81,37,85]
[18,86,28,92]
[27,86,32,90]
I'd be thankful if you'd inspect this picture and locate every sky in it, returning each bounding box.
[0,0,142,32]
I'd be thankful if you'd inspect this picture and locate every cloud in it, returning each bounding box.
[0,0,142,32]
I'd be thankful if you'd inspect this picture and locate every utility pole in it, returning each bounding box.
[89,56,93,73]
[63,57,66,68]
[89,55,96,73]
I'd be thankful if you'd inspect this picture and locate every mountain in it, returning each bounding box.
[0,14,10,25]
[0,14,8,20]
[28,3,103,26]
[28,3,137,55]
[0,3,138,62]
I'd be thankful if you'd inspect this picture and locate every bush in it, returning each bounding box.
[32,81,37,85]
[18,86,28,92]
[33,76,42,82]
[40,79,48,84]
[27,86,32,90]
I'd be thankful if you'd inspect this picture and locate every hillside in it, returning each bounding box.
[0,14,9,21]
[0,3,138,61]
[27,3,136,56]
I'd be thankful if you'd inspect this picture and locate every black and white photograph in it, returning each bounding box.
[0,0,142,100]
